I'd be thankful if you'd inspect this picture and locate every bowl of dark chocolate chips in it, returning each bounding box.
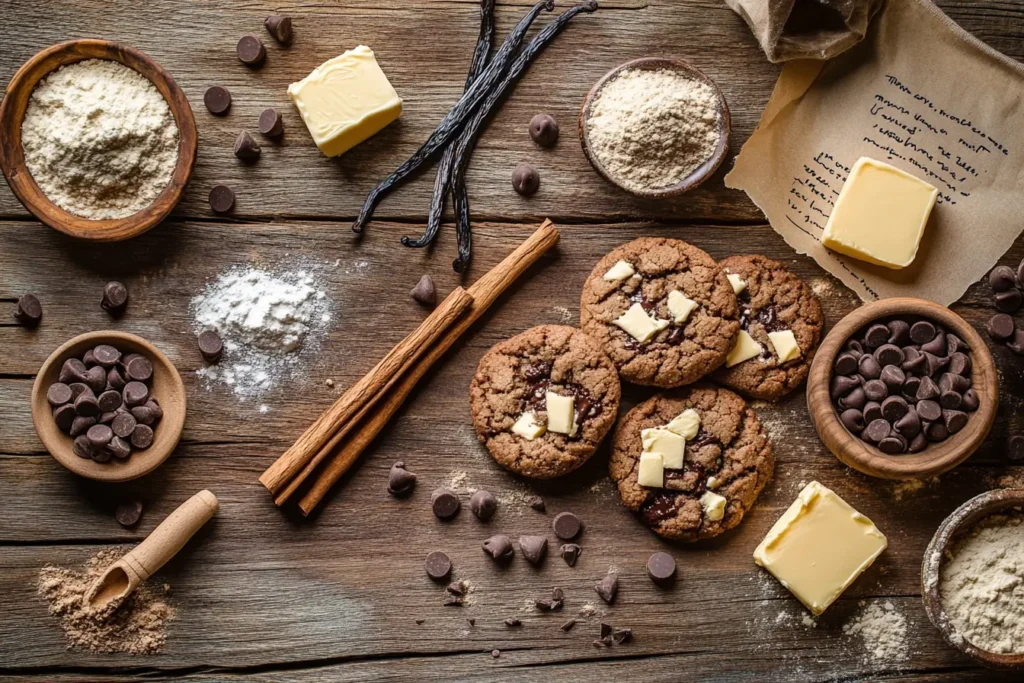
[31,331,185,482]
[807,298,996,480]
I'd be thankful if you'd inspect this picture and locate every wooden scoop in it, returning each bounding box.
[85,490,218,611]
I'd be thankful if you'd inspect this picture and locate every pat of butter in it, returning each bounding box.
[753,481,887,616]
[603,260,635,283]
[545,392,575,435]
[665,408,700,440]
[821,156,938,269]
[613,303,669,343]
[512,411,546,440]
[667,290,698,324]
[641,428,685,469]
[726,330,762,367]
[768,330,801,363]
[700,491,727,521]
[288,45,403,158]
[727,273,747,295]
[637,452,664,488]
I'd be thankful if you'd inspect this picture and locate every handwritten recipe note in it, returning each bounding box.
[727,0,1024,305]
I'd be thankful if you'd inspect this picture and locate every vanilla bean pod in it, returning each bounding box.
[403,0,496,249]
[451,1,599,272]
[352,0,554,234]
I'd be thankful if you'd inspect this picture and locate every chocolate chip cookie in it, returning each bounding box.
[609,386,774,542]
[712,255,824,401]
[470,325,621,479]
[580,238,739,388]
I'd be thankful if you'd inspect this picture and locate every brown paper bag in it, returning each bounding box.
[725,0,884,63]
[726,0,1024,305]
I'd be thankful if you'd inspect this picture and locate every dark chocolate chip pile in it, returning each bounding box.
[49,344,162,463]
[831,317,976,454]
[986,260,1024,354]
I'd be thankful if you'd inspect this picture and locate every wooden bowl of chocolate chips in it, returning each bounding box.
[807,298,997,480]
[31,331,186,482]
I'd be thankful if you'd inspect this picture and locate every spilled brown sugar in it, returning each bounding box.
[37,547,175,654]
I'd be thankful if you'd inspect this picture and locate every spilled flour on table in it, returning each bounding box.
[843,600,909,663]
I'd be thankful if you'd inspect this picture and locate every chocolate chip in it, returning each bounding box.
[131,405,158,425]
[901,377,921,402]
[209,185,235,214]
[895,408,921,439]
[594,574,618,604]
[123,381,149,408]
[878,436,905,454]
[863,379,888,402]
[909,432,928,452]
[84,366,107,394]
[863,418,891,443]
[939,391,962,410]
[237,34,266,66]
[863,401,883,423]
[70,416,96,437]
[111,412,137,439]
[910,321,937,344]
[519,535,548,565]
[962,388,980,412]
[131,424,154,449]
[948,352,971,377]
[864,324,890,349]
[879,365,905,390]
[107,366,126,391]
[446,580,467,597]
[47,383,72,407]
[387,461,417,496]
[887,320,911,345]
[996,288,1023,313]
[987,313,1015,341]
[839,387,866,410]
[59,359,87,384]
[258,108,284,138]
[830,375,860,400]
[491,649,501,657]
[916,376,940,401]
[100,281,129,316]
[99,411,117,424]
[989,265,1017,291]
[840,408,865,433]
[410,274,436,306]
[14,294,42,327]
[86,424,113,448]
[53,404,76,431]
[72,435,93,459]
[858,355,882,380]
[483,534,514,562]
[126,356,153,383]
[925,420,949,442]
[1008,329,1024,355]
[529,113,559,147]
[874,344,904,366]
[834,353,858,375]
[902,349,926,374]
[923,352,949,378]
[264,14,293,43]
[560,543,582,566]
[880,395,908,422]
[646,552,676,585]
[468,489,497,521]
[947,334,969,354]
[917,399,942,422]
[561,618,577,632]
[115,500,142,526]
[74,392,100,417]
[424,551,452,581]
[97,389,122,412]
[552,512,582,540]
[612,628,633,645]
[203,86,232,115]
[921,331,947,357]
[943,409,968,434]
[845,339,865,357]
[107,435,131,459]
[511,163,540,196]
[535,587,564,611]
[529,495,546,512]
[939,372,970,394]
[233,130,262,162]
[431,488,460,520]
[504,618,521,628]
[1007,434,1024,462]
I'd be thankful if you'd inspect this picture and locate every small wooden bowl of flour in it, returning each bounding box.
[921,489,1024,670]
[0,40,197,241]
[579,57,730,198]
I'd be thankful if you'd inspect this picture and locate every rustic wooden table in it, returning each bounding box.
[2,1,1023,680]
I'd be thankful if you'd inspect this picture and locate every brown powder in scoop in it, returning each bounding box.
[37,547,175,654]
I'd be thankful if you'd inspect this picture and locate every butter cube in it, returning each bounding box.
[667,290,698,324]
[512,411,546,440]
[288,45,403,158]
[700,491,727,521]
[821,156,938,269]
[768,330,801,363]
[641,428,685,469]
[727,273,747,295]
[603,260,636,283]
[726,330,763,367]
[613,303,669,343]
[637,452,664,488]
[545,392,575,435]
[665,408,700,440]
[753,481,887,615]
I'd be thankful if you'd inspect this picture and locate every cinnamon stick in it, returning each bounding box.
[258,286,474,495]
[296,220,560,515]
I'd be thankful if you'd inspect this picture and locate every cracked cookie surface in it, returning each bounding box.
[470,325,621,479]
[609,386,774,541]
[580,238,739,388]
[713,255,824,401]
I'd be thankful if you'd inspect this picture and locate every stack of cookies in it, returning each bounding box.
[470,237,824,543]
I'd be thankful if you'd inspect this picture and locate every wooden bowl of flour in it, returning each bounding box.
[579,57,730,198]
[0,40,197,241]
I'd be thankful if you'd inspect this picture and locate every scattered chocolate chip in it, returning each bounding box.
[504,617,521,627]
[101,281,129,315]
[415,619,425,625]
[535,587,564,611]
[264,14,293,43]
[410,275,437,306]
[14,294,42,327]
[431,488,460,520]
[131,424,154,450]
[198,330,224,363]
[560,543,582,567]
[234,130,262,161]
[593,636,612,648]
[1007,435,1024,462]
[1007,329,1024,355]
[560,618,577,632]
[203,86,232,115]
[519,535,547,565]
[600,622,612,638]
[115,500,143,526]
[529,495,546,512]
[469,489,497,520]
[552,511,582,540]
[443,594,463,607]
[468,618,476,626]
[446,580,467,597]
[482,534,514,562]
[989,265,1017,291]
[996,288,1023,313]
[646,552,676,586]
[237,34,266,66]
[258,108,284,138]
[612,628,633,644]
[511,163,540,196]
[424,550,452,581]
[387,461,417,496]
[910,320,937,344]
[209,185,236,214]
[529,114,559,147]
[594,574,618,604]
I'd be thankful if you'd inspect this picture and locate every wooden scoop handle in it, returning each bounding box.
[119,490,218,583]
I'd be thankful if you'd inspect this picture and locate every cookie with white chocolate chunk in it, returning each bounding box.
[580,238,740,388]
[609,386,774,542]
[713,255,824,401]
[470,325,620,479]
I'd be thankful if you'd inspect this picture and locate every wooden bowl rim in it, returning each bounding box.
[31,330,186,482]
[921,489,1024,669]
[806,298,997,480]
[0,39,197,242]
[577,56,731,199]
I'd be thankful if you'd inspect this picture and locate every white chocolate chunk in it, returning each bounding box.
[667,290,698,324]
[603,260,636,283]
[727,272,747,295]
[701,491,727,521]
[545,392,575,435]
[641,428,685,469]
[665,408,701,440]
[512,411,546,440]
[637,452,665,488]
[706,476,721,490]
[768,330,801,363]
[726,330,763,367]
[613,303,670,343]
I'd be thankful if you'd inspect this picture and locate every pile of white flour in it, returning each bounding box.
[21,59,179,220]
[191,266,332,398]
[843,600,909,662]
